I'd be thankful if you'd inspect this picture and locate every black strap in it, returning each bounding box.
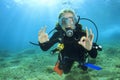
[29,41,39,46]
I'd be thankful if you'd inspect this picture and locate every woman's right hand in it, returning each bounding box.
[38,27,49,43]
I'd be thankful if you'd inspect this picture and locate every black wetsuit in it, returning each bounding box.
[39,24,98,73]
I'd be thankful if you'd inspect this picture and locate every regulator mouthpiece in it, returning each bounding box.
[66,29,73,37]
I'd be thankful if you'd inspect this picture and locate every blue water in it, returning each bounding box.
[0,0,120,52]
[0,1,120,80]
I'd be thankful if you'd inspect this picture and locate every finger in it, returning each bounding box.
[89,28,94,42]
[89,28,92,40]
[38,26,47,36]
[91,33,94,42]
[78,36,86,45]
[38,29,42,36]
[43,26,47,33]
[90,28,92,35]
[38,27,44,36]
[78,36,86,47]
[86,27,88,38]
[80,36,86,42]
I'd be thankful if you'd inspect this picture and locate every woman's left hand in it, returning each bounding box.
[78,27,94,51]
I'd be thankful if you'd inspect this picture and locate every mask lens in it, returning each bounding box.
[59,16,76,26]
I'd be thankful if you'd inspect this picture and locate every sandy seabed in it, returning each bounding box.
[0,42,120,80]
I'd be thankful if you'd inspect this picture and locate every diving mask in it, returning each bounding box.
[59,16,77,37]
[59,16,77,27]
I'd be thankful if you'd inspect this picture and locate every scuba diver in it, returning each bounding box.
[37,9,102,75]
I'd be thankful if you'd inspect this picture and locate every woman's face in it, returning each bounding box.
[60,12,76,31]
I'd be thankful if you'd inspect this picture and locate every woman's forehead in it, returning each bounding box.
[62,12,74,17]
